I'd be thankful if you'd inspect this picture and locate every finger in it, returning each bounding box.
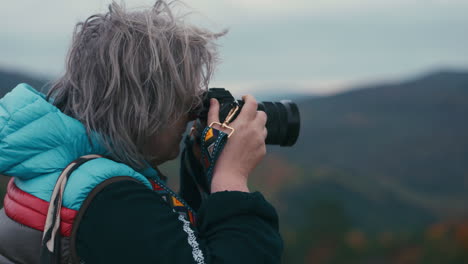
[256,110,267,127]
[207,98,220,124]
[238,94,258,120]
[263,127,268,139]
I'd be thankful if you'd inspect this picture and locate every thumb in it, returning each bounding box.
[207,98,220,125]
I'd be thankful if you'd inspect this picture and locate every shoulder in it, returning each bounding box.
[80,178,165,211]
[75,179,183,263]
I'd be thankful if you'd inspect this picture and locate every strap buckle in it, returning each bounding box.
[209,105,240,138]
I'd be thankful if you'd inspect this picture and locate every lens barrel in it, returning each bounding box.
[258,101,300,146]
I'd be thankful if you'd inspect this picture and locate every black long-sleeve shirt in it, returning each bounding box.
[76,180,283,263]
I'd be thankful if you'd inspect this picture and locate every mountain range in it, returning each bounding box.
[252,70,468,233]
[0,69,49,97]
[1,68,468,262]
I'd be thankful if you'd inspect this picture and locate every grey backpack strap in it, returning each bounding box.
[69,176,141,264]
[40,155,103,264]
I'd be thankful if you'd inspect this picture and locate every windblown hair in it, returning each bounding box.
[47,0,224,169]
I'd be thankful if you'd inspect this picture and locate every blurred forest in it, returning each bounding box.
[1,69,468,263]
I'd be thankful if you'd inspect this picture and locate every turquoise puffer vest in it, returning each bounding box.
[0,83,155,202]
[0,83,179,263]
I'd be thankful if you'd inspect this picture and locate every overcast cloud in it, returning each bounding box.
[1,0,467,95]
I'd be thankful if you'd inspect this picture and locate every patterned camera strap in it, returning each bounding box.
[149,177,197,225]
[40,155,197,264]
[200,126,229,193]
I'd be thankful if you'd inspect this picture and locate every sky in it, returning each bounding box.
[1,0,467,95]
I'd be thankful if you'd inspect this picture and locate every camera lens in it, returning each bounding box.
[197,88,301,146]
[258,101,300,146]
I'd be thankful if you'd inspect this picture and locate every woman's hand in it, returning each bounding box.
[208,95,268,193]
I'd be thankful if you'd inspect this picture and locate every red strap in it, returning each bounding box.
[3,178,77,237]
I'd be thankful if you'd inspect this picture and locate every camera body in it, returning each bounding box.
[194,88,300,146]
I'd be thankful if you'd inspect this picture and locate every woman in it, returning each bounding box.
[0,1,282,263]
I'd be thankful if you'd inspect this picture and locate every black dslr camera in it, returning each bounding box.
[193,88,300,146]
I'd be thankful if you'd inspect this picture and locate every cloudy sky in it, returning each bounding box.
[1,0,467,95]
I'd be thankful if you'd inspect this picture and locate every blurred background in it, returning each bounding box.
[1,0,468,263]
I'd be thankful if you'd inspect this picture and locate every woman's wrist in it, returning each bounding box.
[211,172,250,193]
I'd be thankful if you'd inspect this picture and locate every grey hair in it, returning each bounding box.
[47,0,225,169]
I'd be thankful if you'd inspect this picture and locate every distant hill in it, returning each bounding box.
[2,68,468,262]
[253,91,317,102]
[2,67,468,230]
[259,70,468,233]
[0,69,50,97]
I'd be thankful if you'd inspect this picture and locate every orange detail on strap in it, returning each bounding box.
[205,127,214,141]
[172,197,184,207]
[188,211,196,225]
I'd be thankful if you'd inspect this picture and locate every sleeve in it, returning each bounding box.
[76,180,283,264]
